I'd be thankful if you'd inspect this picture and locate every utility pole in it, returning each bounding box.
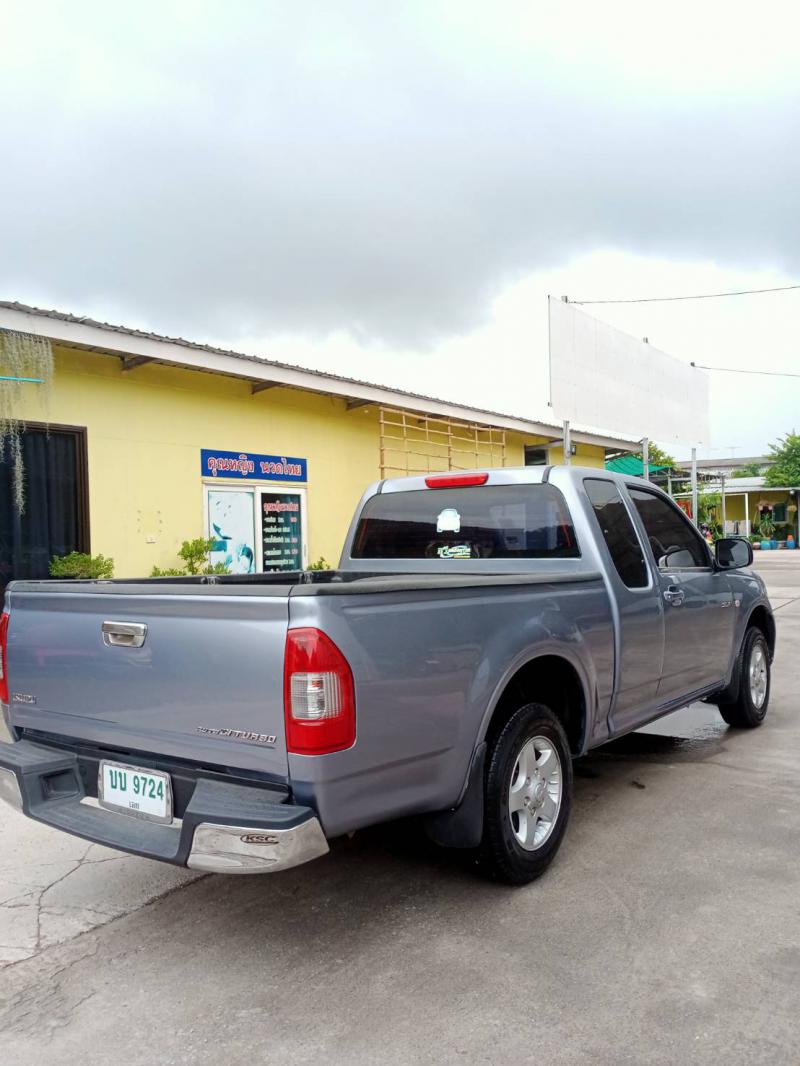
[691,448,699,527]
[563,420,571,466]
[641,438,649,482]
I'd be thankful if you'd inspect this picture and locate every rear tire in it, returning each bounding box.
[480,703,572,885]
[718,627,771,729]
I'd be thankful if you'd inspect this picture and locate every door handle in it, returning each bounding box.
[663,585,685,607]
[102,621,147,648]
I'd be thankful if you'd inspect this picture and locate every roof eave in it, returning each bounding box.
[0,301,641,450]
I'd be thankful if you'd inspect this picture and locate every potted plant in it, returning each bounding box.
[758,506,775,549]
[774,522,790,549]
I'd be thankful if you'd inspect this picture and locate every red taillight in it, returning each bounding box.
[284,628,355,755]
[424,472,489,489]
[0,612,9,704]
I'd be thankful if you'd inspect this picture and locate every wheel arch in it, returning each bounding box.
[747,604,776,660]
[713,603,775,708]
[482,653,590,758]
[425,651,588,851]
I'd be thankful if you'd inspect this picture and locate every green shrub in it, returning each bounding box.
[150,538,230,578]
[178,538,216,575]
[308,556,332,571]
[50,552,114,579]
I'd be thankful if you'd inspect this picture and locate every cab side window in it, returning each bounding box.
[628,488,711,569]
[584,479,648,589]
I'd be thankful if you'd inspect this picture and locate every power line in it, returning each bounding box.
[570,283,800,305]
[690,361,800,379]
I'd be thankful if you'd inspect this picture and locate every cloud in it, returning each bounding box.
[1,1,798,346]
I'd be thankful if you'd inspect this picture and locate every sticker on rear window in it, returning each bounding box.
[437,543,471,558]
[436,508,461,533]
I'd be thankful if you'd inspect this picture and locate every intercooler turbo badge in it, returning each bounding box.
[196,726,277,746]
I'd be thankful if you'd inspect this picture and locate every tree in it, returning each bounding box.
[620,442,675,468]
[732,462,764,479]
[696,490,722,536]
[765,432,800,487]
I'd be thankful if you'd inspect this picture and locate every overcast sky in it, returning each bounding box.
[2,1,799,458]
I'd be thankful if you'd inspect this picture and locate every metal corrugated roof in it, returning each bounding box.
[605,455,669,476]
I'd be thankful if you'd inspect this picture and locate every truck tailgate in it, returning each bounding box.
[5,586,290,781]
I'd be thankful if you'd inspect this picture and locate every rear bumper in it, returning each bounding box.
[0,738,329,874]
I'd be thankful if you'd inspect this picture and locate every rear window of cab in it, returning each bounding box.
[351,484,579,560]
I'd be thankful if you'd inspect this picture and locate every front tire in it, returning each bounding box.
[718,627,771,729]
[480,703,572,885]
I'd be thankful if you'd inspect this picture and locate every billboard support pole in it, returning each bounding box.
[691,448,698,527]
[547,296,553,408]
[563,420,571,466]
[641,438,649,481]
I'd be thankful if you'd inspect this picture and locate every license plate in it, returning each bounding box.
[98,761,173,824]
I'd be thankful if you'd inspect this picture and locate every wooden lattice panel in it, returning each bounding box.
[379,407,507,479]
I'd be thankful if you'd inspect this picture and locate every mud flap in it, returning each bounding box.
[424,742,486,849]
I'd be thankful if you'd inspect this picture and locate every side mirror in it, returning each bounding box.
[715,537,753,570]
[658,546,697,569]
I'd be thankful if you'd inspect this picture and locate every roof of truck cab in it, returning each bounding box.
[376,465,662,493]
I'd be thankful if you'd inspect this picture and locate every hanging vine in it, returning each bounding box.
[0,330,54,512]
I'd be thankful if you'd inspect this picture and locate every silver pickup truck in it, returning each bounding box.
[0,467,775,885]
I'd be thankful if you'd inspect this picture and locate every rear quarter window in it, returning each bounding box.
[583,478,648,589]
[351,484,579,560]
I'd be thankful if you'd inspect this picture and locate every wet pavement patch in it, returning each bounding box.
[584,702,729,766]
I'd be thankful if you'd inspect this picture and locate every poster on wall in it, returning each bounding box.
[207,490,256,573]
[260,491,303,571]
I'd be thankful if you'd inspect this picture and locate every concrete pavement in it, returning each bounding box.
[1,555,799,1063]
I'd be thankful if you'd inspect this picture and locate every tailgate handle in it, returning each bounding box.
[102,621,148,648]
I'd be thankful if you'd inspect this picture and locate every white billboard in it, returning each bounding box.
[548,298,709,445]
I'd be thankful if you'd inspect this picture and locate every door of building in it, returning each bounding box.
[0,424,89,594]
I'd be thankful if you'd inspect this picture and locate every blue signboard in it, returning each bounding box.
[201,449,307,483]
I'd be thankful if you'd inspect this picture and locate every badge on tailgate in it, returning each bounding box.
[196,726,277,746]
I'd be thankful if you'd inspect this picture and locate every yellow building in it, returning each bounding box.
[682,479,798,542]
[1,302,637,586]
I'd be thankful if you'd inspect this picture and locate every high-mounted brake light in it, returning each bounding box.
[284,628,356,755]
[424,472,489,489]
[0,612,9,705]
